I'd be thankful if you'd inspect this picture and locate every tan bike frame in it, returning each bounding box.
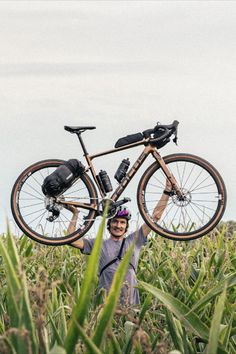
[61,137,181,212]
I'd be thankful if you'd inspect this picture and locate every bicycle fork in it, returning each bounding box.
[152,149,182,197]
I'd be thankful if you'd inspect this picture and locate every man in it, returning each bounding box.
[70,182,171,306]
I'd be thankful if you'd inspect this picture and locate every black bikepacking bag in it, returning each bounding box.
[42,159,85,197]
[153,128,170,149]
[115,133,143,148]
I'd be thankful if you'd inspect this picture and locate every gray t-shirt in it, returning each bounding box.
[81,227,147,305]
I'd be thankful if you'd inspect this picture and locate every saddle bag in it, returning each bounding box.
[42,159,85,197]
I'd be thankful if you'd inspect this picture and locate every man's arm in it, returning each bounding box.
[65,205,84,250]
[71,238,84,249]
[141,180,171,238]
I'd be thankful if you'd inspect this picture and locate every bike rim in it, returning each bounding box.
[141,157,225,237]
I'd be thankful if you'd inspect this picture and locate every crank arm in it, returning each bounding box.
[114,197,131,208]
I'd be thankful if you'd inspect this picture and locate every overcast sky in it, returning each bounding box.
[0,1,235,234]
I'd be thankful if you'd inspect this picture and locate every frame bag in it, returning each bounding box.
[115,133,143,148]
[42,159,85,197]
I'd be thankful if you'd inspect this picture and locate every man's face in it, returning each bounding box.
[109,217,128,238]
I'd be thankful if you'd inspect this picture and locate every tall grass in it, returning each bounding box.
[0,223,235,353]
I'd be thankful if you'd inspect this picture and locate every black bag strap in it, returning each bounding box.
[117,238,126,260]
[99,238,135,276]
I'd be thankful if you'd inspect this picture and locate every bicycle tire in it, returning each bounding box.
[137,153,227,241]
[11,159,98,245]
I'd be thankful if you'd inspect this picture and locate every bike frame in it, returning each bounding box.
[61,135,181,211]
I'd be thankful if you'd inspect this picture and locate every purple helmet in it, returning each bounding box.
[113,206,131,220]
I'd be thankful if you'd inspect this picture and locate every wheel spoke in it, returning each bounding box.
[146,183,165,190]
[190,175,211,192]
[184,206,197,231]
[28,209,48,226]
[21,190,44,201]
[190,200,216,213]
[35,210,48,231]
[176,162,183,189]
[63,186,87,196]
[159,202,176,225]
[181,162,187,189]
[31,173,44,189]
[20,202,44,209]
[188,168,204,192]
[23,207,47,218]
[25,181,44,198]
[140,156,224,239]
[168,205,181,230]
[191,182,217,192]
[182,163,196,190]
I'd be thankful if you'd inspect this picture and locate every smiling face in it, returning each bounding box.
[109,217,128,239]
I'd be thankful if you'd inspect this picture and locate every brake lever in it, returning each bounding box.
[173,121,179,145]
[173,135,178,145]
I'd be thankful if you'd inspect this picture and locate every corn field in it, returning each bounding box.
[0,219,235,354]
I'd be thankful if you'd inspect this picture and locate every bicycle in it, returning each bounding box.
[11,121,227,245]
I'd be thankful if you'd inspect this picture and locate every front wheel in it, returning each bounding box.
[137,154,227,241]
[11,159,98,245]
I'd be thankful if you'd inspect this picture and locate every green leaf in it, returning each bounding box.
[190,272,236,313]
[48,310,64,347]
[65,210,107,354]
[139,281,209,341]
[186,263,205,305]
[73,319,103,354]
[90,242,134,350]
[164,309,184,352]
[206,285,227,354]
[0,234,37,353]
[139,293,152,325]
[58,301,67,339]
[6,224,20,267]
[106,331,122,354]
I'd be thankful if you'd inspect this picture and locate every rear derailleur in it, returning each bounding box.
[45,198,61,222]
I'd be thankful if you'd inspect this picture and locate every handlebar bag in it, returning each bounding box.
[153,128,170,149]
[42,159,85,197]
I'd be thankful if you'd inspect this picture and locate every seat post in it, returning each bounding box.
[76,133,88,156]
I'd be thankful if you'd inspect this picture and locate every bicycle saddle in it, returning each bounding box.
[64,126,96,134]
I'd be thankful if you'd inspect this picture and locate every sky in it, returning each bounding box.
[0,1,236,234]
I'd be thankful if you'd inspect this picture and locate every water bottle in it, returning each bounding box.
[114,158,130,183]
[99,170,113,193]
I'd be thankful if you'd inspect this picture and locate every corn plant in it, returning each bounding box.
[0,221,235,353]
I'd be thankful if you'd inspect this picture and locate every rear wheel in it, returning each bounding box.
[137,154,227,241]
[11,159,98,245]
